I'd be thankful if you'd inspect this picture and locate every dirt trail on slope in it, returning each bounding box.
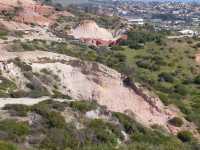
[0,97,49,108]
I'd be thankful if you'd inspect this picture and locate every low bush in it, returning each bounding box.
[0,77,16,95]
[194,75,200,84]
[174,84,187,96]
[113,112,144,134]
[0,120,29,142]
[52,90,72,99]
[168,117,183,127]
[32,101,66,128]
[0,141,18,150]
[158,72,174,83]
[3,104,30,117]
[70,101,97,113]
[87,119,120,145]
[39,128,70,150]
[177,131,193,142]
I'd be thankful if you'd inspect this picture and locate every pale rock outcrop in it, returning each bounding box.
[70,20,114,41]
[0,0,73,27]
[69,20,126,46]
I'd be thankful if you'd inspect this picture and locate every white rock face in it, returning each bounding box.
[70,20,114,40]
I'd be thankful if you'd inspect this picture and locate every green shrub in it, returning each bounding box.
[113,112,144,134]
[0,120,29,142]
[174,84,187,96]
[3,104,30,117]
[47,111,66,128]
[0,29,8,39]
[111,46,125,51]
[39,128,69,150]
[0,141,18,150]
[52,90,72,99]
[0,77,16,95]
[168,117,183,127]
[177,131,193,142]
[194,75,200,84]
[157,93,171,106]
[129,43,143,49]
[158,72,174,83]
[32,101,66,128]
[33,100,67,112]
[87,119,119,145]
[70,101,97,113]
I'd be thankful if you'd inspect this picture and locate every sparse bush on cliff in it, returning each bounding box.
[177,131,193,142]
[70,101,97,113]
[0,119,29,142]
[0,141,18,150]
[168,117,183,127]
[3,104,30,117]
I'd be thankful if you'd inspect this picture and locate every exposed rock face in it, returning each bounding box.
[0,0,72,27]
[0,19,33,31]
[0,49,198,137]
[71,20,114,40]
[69,20,127,46]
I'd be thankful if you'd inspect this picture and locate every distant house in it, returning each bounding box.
[179,29,198,36]
[126,18,144,25]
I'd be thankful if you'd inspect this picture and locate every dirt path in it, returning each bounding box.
[0,97,73,108]
[0,97,49,108]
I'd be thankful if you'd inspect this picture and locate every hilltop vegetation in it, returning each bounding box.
[117,32,200,129]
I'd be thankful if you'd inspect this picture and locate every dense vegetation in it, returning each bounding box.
[0,100,199,150]
[0,75,17,97]
[117,35,200,130]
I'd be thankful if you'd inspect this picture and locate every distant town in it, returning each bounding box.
[72,0,200,37]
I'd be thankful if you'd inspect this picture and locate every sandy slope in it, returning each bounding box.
[70,20,114,40]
